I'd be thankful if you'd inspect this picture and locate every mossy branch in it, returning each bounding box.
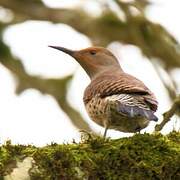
[0,132,180,179]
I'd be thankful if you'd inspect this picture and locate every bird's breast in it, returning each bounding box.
[85,95,108,127]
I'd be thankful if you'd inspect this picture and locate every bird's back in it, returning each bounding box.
[83,69,158,132]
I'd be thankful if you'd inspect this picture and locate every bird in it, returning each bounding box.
[49,46,158,137]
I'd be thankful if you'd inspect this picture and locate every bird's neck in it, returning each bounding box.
[91,66,123,80]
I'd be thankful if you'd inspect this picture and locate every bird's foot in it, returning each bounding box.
[135,126,141,134]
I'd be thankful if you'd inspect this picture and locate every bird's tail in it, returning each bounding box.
[117,103,158,122]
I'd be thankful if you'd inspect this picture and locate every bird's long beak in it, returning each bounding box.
[48,45,75,56]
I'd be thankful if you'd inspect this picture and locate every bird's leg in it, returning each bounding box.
[103,126,108,138]
[103,118,110,138]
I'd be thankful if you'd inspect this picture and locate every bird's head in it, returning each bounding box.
[49,46,121,79]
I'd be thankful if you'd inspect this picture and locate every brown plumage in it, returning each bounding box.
[49,46,158,137]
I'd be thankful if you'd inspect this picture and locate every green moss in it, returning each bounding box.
[0,140,36,176]
[0,132,180,179]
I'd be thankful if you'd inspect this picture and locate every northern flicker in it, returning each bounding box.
[49,46,158,137]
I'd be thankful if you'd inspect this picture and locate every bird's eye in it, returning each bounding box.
[90,51,96,55]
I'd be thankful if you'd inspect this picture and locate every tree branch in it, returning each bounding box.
[155,95,180,131]
[1,132,180,179]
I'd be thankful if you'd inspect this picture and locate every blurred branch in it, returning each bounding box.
[0,0,180,69]
[151,61,177,100]
[0,29,93,132]
[155,95,180,131]
[0,0,179,131]
[16,75,93,132]
[1,0,180,96]
[0,0,87,24]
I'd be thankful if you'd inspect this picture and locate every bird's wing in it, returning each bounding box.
[106,94,158,121]
[84,72,158,112]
